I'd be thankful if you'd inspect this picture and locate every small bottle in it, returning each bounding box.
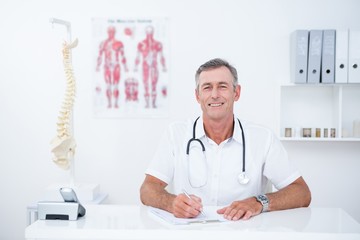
[303,128,311,138]
[285,128,292,137]
[324,128,329,138]
[330,128,336,138]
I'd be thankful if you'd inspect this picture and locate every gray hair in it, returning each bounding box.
[195,58,238,90]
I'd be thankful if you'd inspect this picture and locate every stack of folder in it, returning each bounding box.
[290,29,360,84]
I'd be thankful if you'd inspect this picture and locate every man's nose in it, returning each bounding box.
[211,87,219,98]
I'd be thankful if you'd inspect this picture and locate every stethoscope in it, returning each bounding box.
[186,117,250,188]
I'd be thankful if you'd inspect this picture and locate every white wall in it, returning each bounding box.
[1,0,360,239]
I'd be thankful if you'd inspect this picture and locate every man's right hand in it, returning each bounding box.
[140,175,203,218]
[172,193,203,218]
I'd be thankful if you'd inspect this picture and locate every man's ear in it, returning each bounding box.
[234,85,241,101]
[195,89,200,103]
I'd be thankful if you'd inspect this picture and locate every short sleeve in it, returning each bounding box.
[263,132,301,190]
[145,125,175,185]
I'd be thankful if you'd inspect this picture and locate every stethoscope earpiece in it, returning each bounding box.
[238,172,250,185]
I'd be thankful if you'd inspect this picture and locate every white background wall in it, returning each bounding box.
[1,0,360,239]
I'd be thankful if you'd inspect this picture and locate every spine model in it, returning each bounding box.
[50,39,78,170]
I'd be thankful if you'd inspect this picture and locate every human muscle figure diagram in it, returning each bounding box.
[96,26,129,109]
[92,19,169,117]
[125,77,139,102]
[50,39,78,170]
[134,25,167,108]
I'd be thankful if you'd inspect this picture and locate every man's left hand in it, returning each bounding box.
[217,197,262,221]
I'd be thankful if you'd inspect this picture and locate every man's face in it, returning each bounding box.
[195,66,240,121]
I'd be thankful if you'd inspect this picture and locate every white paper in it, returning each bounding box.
[148,206,228,225]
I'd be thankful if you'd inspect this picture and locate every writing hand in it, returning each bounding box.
[172,192,203,218]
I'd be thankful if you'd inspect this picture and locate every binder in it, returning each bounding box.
[290,30,309,84]
[307,30,323,83]
[348,30,360,83]
[335,29,349,83]
[321,30,336,83]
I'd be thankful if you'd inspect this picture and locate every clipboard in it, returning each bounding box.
[148,206,227,225]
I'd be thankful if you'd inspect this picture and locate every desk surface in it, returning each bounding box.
[25,205,360,240]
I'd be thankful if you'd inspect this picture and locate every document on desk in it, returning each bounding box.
[148,206,227,225]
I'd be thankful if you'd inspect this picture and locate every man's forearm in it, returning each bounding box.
[266,177,311,211]
[140,181,177,213]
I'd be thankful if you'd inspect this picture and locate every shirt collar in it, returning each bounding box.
[194,115,244,144]
[232,116,244,144]
[194,116,206,139]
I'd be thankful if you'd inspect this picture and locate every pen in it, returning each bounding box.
[181,189,206,217]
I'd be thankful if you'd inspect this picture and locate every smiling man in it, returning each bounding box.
[140,58,311,221]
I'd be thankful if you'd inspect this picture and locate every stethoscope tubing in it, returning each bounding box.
[186,116,246,173]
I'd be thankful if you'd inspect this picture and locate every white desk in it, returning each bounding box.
[25,205,360,240]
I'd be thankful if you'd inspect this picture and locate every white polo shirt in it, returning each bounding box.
[145,116,301,206]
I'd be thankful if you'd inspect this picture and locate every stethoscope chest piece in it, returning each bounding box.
[238,172,250,185]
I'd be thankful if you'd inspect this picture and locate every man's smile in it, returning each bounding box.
[208,103,224,107]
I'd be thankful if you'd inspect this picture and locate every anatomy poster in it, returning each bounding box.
[92,18,169,118]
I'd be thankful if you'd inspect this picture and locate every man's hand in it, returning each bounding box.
[140,175,204,219]
[172,193,203,218]
[217,197,262,221]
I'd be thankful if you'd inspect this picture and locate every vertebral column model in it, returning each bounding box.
[50,39,78,170]
[134,25,167,108]
[96,26,128,108]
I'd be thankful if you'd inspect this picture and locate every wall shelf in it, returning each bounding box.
[280,137,360,142]
[279,84,360,142]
